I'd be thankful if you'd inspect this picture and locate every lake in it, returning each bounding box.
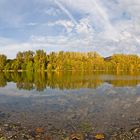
[0,72,140,139]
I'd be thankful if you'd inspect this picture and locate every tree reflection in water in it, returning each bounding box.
[0,72,140,91]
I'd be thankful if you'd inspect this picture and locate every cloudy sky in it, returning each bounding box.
[0,0,140,58]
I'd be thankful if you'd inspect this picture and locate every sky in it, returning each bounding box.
[0,0,140,58]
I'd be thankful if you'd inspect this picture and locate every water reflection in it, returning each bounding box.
[0,72,140,91]
[0,72,140,137]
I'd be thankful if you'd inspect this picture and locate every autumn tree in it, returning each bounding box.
[34,50,47,71]
[0,54,7,71]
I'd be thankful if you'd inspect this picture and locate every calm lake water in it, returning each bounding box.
[0,72,140,139]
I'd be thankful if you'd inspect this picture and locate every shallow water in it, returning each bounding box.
[0,72,140,139]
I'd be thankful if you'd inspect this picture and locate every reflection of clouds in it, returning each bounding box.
[0,82,139,98]
[0,87,140,132]
[97,83,113,93]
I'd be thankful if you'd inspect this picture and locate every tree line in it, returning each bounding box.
[0,50,140,72]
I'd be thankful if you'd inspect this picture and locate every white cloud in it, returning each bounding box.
[54,0,78,25]
[60,1,117,28]
[0,34,95,58]
[75,17,93,35]
[1,32,140,59]
[48,20,74,33]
